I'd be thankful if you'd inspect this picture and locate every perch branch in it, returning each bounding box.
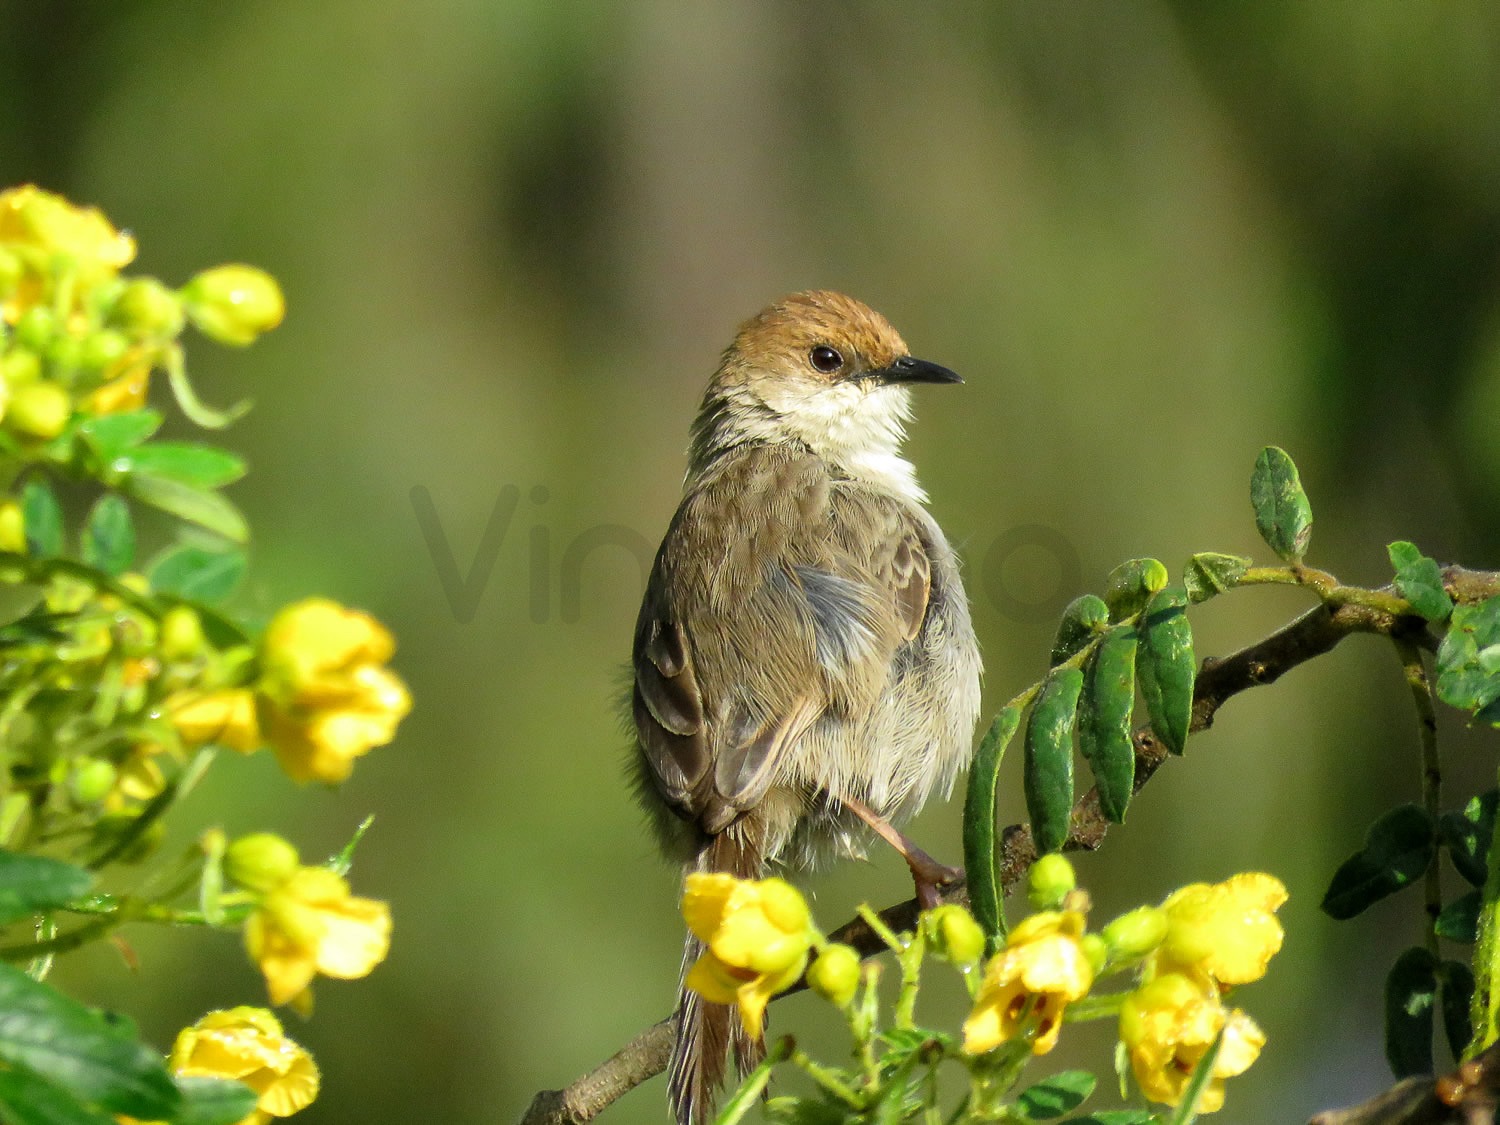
[517,567,1500,1125]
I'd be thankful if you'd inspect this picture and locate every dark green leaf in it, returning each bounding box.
[963,705,1021,945]
[1071,1114,1157,1125]
[0,1064,117,1125]
[114,444,245,490]
[1051,594,1109,667]
[1321,805,1435,920]
[77,411,163,462]
[20,479,62,558]
[1439,790,1497,887]
[0,962,178,1118]
[1250,445,1313,564]
[146,544,246,603]
[1137,586,1194,756]
[762,1095,847,1125]
[1183,552,1250,604]
[1384,946,1437,1079]
[1015,1070,1095,1119]
[1103,559,1168,621]
[1024,668,1083,855]
[121,475,247,543]
[1435,890,1480,943]
[0,850,93,925]
[1439,961,1475,1064]
[1388,541,1454,624]
[169,1076,260,1125]
[1078,625,1137,823]
[80,495,134,577]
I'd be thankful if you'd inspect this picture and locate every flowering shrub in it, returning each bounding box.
[0,185,407,1124]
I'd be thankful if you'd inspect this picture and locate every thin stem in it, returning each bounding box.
[1469,762,1500,1058]
[1063,991,1127,1023]
[790,1048,863,1108]
[894,928,925,1030]
[1395,637,1442,957]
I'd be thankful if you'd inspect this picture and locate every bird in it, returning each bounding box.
[630,290,982,1125]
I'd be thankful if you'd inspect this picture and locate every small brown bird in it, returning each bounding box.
[631,291,982,1125]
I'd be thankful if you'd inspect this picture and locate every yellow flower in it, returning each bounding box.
[245,866,391,1007]
[0,185,135,271]
[182,264,285,346]
[256,598,411,783]
[1119,972,1265,1114]
[168,688,262,753]
[1154,873,1286,987]
[170,1007,319,1124]
[962,910,1093,1056]
[681,873,815,1038]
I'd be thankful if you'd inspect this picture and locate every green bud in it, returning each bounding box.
[44,331,83,379]
[1103,558,1170,620]
[68,759,118,806]
[111,277,185,340]
[1026,853,1077,911]
[1100,906,1168,963]
[182,264,284,346]
[806,943,861,1008]
[1080,932,1109,975]
[0,500,24,554]
[1,349,41,387]
[224,832,300,892]
[159,605,206,661]
[13,306,57,351]
[5,380,71,438]
[78,328,130,373]
[924,904,986,966]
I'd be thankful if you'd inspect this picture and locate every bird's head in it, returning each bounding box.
[690,291,960,487]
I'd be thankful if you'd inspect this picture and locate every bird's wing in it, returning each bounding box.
[633,447,933,835]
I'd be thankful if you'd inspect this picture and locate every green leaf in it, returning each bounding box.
[963,705,1021,945]
[1250,445,1313,564]
[20,479,63,558]
[1103,559,1168,621]
[1388,541,1454,624]
[0,850,93,926]
[328,814,375,876]
[114,444,246,490]
[1439,790,1497,887]
[1436,597,1500,720]
[1436,890,1481,943]
[1078,624,1137,823]
[1024,668,1083,855]
[1384,946,1437,1079]
[146,544,246,603]
[169,1076,260,1125]
[1137,586,1194,756]
[1439,961,1475,1064]
[762,1096,847,1125]
[0,962,178,1118]
[1015,1070,1095,1119]
[80,495,134,577]
[1182,552,1250,604]
[1321,805,1436,920]
[77,411,163,463]
[1071,1114,1157,1125]
[0,1063,117,1125]
[1051,594,1109,667]
[121,475,247,543]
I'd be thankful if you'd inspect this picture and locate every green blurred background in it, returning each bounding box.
[5,3,1500,1121]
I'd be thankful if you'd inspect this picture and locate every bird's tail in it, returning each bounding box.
[667,830,766,1125]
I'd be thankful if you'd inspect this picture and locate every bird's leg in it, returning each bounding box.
[839,796,961,910]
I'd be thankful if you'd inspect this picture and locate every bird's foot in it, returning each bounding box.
[839,795,961,910]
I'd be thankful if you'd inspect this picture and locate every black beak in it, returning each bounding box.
[866,355,963,386]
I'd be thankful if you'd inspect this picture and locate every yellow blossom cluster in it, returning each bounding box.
[167,597,412,784]
[224,833,392,1009]
[0,185,283,439]
[963,908,1094,1055]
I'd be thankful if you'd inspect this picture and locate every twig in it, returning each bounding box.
[515,568,1500,1125]
[1308,1039,1500,1124]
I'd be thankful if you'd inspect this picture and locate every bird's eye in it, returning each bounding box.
[809,345,844,374]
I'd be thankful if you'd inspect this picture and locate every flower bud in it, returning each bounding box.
[1080,932,1109,975]
[68,759,117,806]
[78,329,129,373]
[159,606,206,661]
[1027,853,1077,911]
[1,349,41,388]
[806,943,861,1008]
[182,265,284,346]
[111,277,185,340]
[5,380,70,438]
[924,904,986,966]
[225,833,301,893]
[13,306,57,352]
[0,500,23,554]
[1101,906,1169,963]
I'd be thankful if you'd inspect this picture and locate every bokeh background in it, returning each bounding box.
[5,3,1500,1122]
